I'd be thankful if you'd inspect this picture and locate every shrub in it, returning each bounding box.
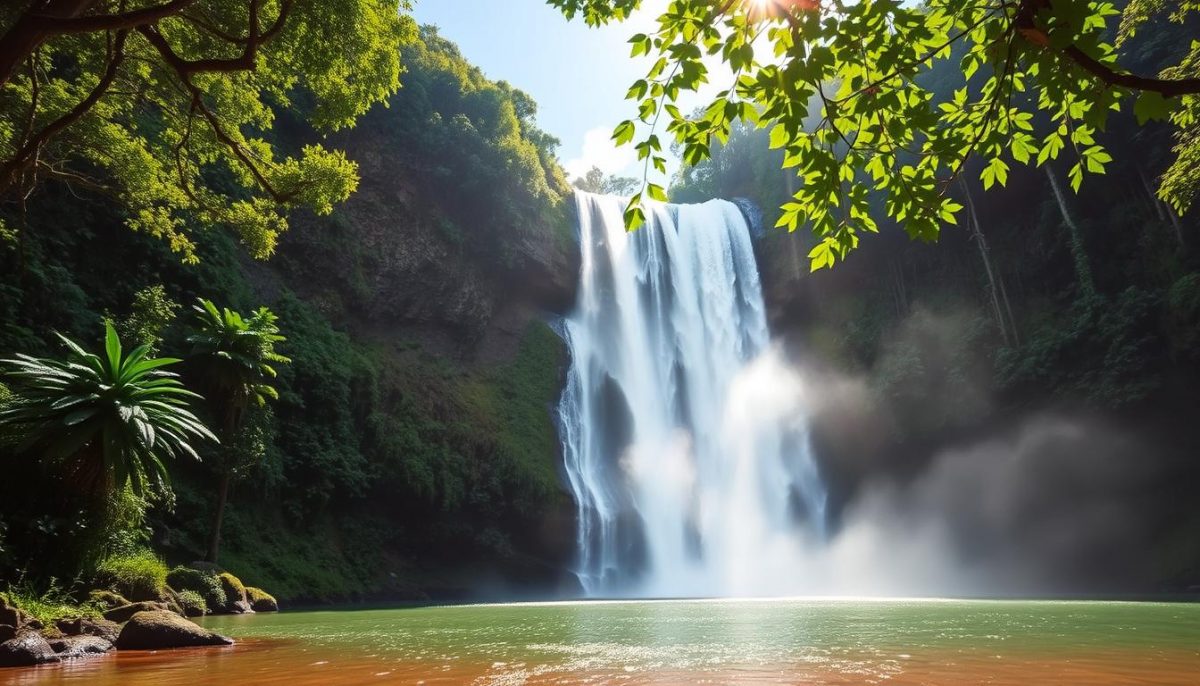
[165,566,226,611]
[93,549,168,601]
[175,589,208,617]
[245,586,278,612]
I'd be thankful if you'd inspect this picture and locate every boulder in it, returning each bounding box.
[0,630,61,667]
[55,617,120,643]
[0,598,27,629]
[216,573,253,614]
[48,635,113,659]
[245,587,278,613]
[103,601,168,623]
[0,625,14,642]
[115,611,233,650]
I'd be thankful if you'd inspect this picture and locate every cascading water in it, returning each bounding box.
[558,191,827,598]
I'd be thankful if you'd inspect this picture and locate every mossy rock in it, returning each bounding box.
[115,611,233,650]
[102,601,167,624]
[87,590,129,611]
[244,587,278,612]
[165,567,225,612]
[175,590,207,618]
[217,573,250,613]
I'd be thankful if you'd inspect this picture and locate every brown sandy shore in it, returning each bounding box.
[2,639,1198,685]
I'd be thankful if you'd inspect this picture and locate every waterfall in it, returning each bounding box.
[557,191,827,598]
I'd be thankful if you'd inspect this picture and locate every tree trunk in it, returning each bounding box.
[1045,166,1097,299]
[961,178,1012,346]
[206,469,231,563]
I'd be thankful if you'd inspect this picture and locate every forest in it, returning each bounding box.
[0,0,1197,632]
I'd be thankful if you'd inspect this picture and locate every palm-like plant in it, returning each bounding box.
[0,322,216,496]
[186,298,289,562]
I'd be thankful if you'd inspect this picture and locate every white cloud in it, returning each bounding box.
[563,125,637,181]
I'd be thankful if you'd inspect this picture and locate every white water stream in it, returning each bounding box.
[557,192,826,598]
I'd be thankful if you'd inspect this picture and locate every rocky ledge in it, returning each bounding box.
[0,595,235,668]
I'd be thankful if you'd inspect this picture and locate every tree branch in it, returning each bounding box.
[1061,44,1200,97]
[25,0,199,33]
[0,30,130,194]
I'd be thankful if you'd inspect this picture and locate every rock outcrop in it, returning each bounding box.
[48,635,112,659]
[245,587,278,612]
[0,630,60,667]
[115,611,234,650]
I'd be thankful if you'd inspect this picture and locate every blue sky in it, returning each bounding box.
[411,0,678,182]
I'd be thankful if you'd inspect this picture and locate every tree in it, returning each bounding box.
[573,165,641,195]
[185,298,287,562]
[0,321,215,497]
[549,0,1200,269]
[0,1,416,262]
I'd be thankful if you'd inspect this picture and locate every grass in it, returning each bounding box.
[3,580,100,631]
[93,548,168,601]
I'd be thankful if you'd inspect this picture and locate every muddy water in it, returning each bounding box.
[2,599,1197,684]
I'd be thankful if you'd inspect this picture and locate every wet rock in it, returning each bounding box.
[103,601,168,623]
[48,635,113,659]
[0,630,61,667]
[115,611,233,650]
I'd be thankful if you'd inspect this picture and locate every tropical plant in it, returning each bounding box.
[165,565,226,610]
[550,0,1200,269]
[0,321,215,496]
[0,1,417,260]
[186,298,288,562]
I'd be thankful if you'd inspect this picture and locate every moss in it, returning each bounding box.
[87,589,129,610]
[175,589,208,617]
[92,548,169,601]
[244,587,277,611]
[165,566,226,611]
[217,572,246,605]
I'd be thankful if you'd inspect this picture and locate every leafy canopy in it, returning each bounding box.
[549,0,1200,269]
[0,0,416,262]
[186,298,288,424]
[0,321,216,496]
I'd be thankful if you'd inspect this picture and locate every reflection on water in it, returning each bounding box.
[2,599,1198,685]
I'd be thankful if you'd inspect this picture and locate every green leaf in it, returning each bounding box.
[1133,91,1171,125]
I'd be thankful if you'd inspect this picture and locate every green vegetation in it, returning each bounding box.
[166,566,227,611]
[0,1,416,261]
[176,589,208,617]
[0,322,216,498]
[93,548,170,602]
[554,0,1200,268]
[0,21,574,602]
[3,581,101,628]
[186,299,289,562]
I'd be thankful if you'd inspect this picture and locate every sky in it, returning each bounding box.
[411,0,685,184]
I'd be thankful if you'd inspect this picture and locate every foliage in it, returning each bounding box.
[92,548,169,601]
[175,588,208,616]
[165,565,226,610]
[187,299,289,428]
[552,0,1200,268]
[87,589,129,610]
[113,285,181,354]
[0,1,418,261]
[573,166,641,195]
[4,579,101,628]
[0,321,216,496]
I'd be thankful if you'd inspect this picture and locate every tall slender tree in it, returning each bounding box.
[185,298,288,563]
